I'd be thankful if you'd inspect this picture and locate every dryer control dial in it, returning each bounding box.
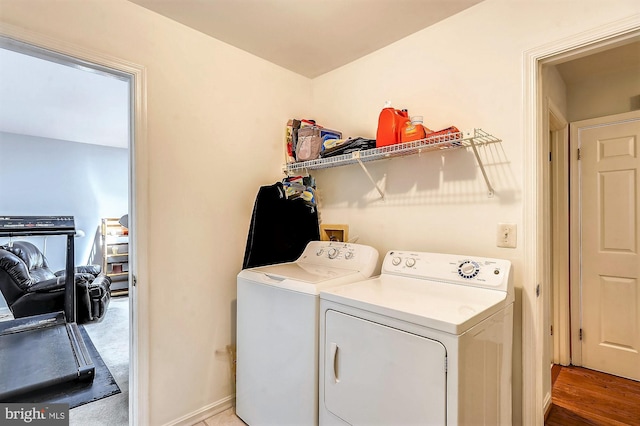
[392,256,402,266]
[458,260,480,279]
[316,249,324,256]
[344,251,354,260]
[405,258,416,267]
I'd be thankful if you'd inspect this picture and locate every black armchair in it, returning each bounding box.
[0,241,111,324]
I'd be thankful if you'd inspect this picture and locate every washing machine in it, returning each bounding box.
[319,250,514,426]
[236,241,379,426]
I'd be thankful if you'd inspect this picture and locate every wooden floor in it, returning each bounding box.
[545,365,640,425]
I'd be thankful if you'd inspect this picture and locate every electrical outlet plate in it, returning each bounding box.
[497,223,517,248]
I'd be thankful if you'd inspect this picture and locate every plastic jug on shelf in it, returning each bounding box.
[400,116,431,143]
[376,101,409,148]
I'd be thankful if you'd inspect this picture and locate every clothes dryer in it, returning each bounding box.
[236,241,379,426]
[319,250,514,426]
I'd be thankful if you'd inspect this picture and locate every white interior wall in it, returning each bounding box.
[543,66,569,118]
[0,132,129,269]
[0,1,312,424]
[566,67,640,121]
[310,1,639,424]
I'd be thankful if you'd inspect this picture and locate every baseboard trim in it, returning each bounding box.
[543,390,552,420]
[163,395,235,426]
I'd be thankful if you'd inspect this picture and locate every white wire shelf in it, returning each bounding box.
[284,129,499,172]
[283,129,500,198]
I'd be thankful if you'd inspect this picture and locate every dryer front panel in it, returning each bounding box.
[323,310,447,425]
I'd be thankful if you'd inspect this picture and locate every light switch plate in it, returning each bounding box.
[497,223,517,248]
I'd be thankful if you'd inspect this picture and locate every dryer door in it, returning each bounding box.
[324,310,447,425]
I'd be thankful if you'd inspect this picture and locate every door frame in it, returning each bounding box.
[541,96,570,413]
[547,99,570,367]
[523,16,640,425]
[569,110,640,367]
[0,23,150,425]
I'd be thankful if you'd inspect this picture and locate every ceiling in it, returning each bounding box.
[128,0,485,78]
[0,47,130,149]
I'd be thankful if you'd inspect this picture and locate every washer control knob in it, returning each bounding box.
[392,256,402,266]
[328,248,339,259]
[345,252,354,260]
[316,249,324,256]
[405,258,416,267]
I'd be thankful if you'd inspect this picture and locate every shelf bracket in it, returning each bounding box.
[354,152,385,200]
[467,135,495,197]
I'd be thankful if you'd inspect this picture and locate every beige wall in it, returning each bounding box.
[0,1,311,424]
[567,67,640,121]
[543,65,569,119]
[310,1,638,424]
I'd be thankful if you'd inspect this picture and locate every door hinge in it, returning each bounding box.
[550,325,553,336]
[579,328,583,340]
[133,274,138,287]
[444,357,448,373]
[577,148,581,160]
[549,151,552,162]
[536,284,540,297]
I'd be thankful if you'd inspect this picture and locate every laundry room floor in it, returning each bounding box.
[199,362,640,426]
[195,408,246,426]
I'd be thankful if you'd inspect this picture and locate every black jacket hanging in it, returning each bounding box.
[242,182,320,269]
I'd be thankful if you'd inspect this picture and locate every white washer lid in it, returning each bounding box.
[251,262,358,283]
[320,274,510,335]
[238,262,363,295]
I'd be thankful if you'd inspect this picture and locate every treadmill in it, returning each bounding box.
[0,216,95,400]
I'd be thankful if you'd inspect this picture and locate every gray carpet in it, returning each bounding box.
[70,296,129,426]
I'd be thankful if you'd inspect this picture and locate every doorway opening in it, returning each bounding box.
[537,28,640,424]
[0,35,138,424]
[523,17,640,424]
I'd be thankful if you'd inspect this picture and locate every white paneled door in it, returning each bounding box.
[578,111,640,381]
